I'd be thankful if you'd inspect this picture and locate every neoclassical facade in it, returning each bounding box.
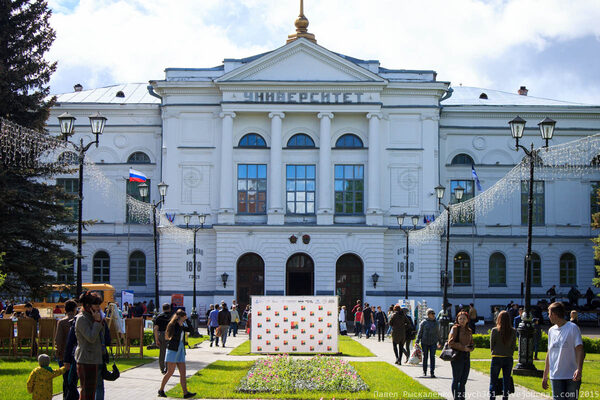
[48,33,600,317]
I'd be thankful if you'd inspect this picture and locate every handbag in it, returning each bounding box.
[101,347,120,381]
[215,326,222,337]
[370,323,376,331]
[340,321,347,331]
[439,326,460,362]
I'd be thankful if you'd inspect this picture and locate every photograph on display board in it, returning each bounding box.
[251,296,338,354]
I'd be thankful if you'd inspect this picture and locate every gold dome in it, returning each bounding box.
[287,0,316,44]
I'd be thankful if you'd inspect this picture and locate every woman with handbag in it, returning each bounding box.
[448,311,474,400]
[489,311,516,400]
[158,310,196,399]
[389,305,408,364]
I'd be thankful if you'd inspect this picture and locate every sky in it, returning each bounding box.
[46,0,600,104]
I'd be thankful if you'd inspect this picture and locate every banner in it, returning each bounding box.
[251,296,338,354]
[121,290,134,309]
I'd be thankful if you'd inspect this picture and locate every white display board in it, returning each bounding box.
[251,296,338,354]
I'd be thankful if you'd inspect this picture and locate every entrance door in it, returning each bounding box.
[237,253,264,312]
[286,253,314,295]
[336,254,363,311]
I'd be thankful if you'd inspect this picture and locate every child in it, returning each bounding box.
[27,354,68,400]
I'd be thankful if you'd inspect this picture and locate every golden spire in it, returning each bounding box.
[287,0,317,44]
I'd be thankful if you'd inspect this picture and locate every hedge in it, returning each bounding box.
[472,332,600,353]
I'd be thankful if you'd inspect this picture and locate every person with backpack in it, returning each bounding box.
[489,310,516,400]
[417,308,440,378]
[389,305,408,365]
[375,306,388,342]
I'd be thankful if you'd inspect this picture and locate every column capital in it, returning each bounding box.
[268,111,285,119]
[366,112,383,120]
[317,112,334,120]
[219,111,237,119]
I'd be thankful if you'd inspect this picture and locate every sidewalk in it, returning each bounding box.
[351,334,550,399]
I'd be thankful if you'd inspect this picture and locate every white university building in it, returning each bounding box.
[47,19,600,319]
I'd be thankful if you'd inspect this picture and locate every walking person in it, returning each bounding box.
[449,311,474,400]
[417,308,440,378]
[74,291,105,400]
[542,302,584,400]
[208,304,220,347]
[206,304,214,336]
[54,300,77,399]
[375,306,388,342]
[338,306,347,335]
[403,308,416,362]
[354,307,363,338]
[386,305,394,337]
[218,302,231,347]
[362,303,373,338]
[229,305,240,337]
[489,310,516,400]
[468,303,478,334]
[153,303,173,374]
[351,300,362,336]
[389,305,408,365]
[157,310,196,398]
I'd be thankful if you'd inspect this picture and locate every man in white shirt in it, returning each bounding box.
[542,302,584,399]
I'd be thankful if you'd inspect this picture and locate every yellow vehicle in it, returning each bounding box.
[13,283,116,315]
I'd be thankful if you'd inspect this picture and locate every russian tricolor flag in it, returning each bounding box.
[129,169,146,183]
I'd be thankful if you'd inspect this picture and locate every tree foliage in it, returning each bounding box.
[592,187,600,288]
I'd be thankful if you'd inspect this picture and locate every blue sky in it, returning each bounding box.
[46,0,600,104]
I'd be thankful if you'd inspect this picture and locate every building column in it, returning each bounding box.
[317,112,334,225]
[421,114,440,216]
[218,111,236,224]
[366,112,383,225]
[268,112,285,225]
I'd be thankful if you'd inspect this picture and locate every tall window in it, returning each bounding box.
[526,252,542,286]
[93,251,110,283]
[450,179,474,224]
[591,182,600,222]
[57,178,79,221]
[237,164,267,214]
[521,181,545,225]
[335,134,363,148]
[560,253,576,286]
[287,134,315,148]
[57,258,75,284]
[286,165,315,214]
[451,153,474,165]
[126,179,150,223]
[238,133,267,148]
[129,251,146,285]
[489,252,506,286]
[334,165,364,215]
[127,152,151,164]
[454,252,471,286]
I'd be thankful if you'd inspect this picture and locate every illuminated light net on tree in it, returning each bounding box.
[411,133,600,244]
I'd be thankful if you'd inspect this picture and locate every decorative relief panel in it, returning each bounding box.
[390,167,419,207]
[181,165,210,205]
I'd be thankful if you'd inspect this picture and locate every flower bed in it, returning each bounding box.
[237,354,369,393]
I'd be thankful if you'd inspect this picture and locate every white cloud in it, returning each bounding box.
[47,0,600,103]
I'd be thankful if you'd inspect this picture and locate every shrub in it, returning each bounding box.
[472,332,599,353]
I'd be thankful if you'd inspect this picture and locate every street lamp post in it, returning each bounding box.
[435,184,464,343]
[396,214,420,299]
[509,116,556,376]
[57,112,107,297]
[137,181,168,317]
[184,211,207,337]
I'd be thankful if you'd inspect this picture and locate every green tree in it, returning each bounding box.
[592,187,600,288]
[0,0,57,130]
[0,1,76,298]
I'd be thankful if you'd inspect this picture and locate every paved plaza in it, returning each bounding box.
[51,332,552,400]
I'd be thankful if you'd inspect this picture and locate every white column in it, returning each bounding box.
[421,114,440,215]
[268,112,285,225]
[317,112,334,225]
[366,112,383,225]
[218,111,236,224]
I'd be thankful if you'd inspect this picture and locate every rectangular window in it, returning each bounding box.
[591,181,600,222]
[126,179,151,223]
[57,258,75,284]
[286,165,316,214]
[450,179,474,224]
[237,164,267,214]
[56,178,79,221]
[334,165,364,215]
[521,181,545,225]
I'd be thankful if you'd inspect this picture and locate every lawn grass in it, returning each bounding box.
[167,360,442,399]
[471,360,600,398]
[0,356,155,400]
[229,335,375,357]
[470,348,600,361]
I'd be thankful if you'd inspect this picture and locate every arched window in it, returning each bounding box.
[525,253,542,286]
[238,133,267,148]
[129,251,146,285]
[58,151,78,165]
[287,134,315,148]
[335,134,363,148]
[451,153,474,165]
[127,152,151,164]
[489,252,506,286]
[454,252,471,286]
[560,253,577,286]
[93,251,110,283]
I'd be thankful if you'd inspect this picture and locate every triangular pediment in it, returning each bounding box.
[216,38,386,83]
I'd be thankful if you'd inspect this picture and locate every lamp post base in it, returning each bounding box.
[190,310,201,338]
[513,318,542,377]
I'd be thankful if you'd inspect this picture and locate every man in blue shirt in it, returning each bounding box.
[209,304,220,347]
